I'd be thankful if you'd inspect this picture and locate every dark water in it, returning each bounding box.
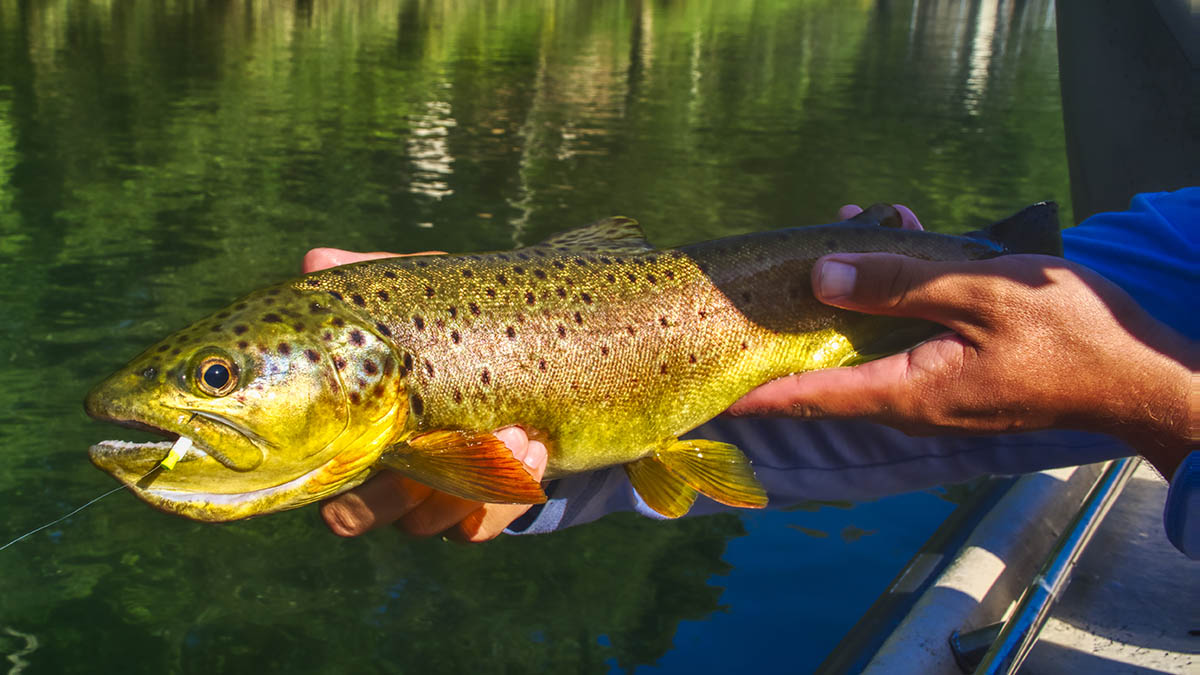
[0,0,1068,672]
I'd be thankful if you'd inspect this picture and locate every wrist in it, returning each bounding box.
[1106,346,1196,477]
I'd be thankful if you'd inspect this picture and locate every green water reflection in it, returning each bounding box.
[0,0,1068,672]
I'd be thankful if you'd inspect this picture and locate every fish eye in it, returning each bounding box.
[196,356,238,396]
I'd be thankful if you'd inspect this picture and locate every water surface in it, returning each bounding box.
[0,1,1068,672]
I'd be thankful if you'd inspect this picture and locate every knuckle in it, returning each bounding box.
[321,501,368,537]
[397,511,442,539]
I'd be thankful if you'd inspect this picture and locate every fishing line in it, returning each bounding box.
[0,485,126,552]
[0,432,195,552]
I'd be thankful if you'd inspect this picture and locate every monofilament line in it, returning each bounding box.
[0,485,125,552]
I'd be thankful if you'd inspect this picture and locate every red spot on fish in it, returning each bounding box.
[364,360,378,375]
[350,330,365,345]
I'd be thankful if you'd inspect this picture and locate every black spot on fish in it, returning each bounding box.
[575,258,587,267]
[626,272,637,282]
[332,270,345,277]
[172,347,182,355]
[448,305,458,318]
[513,266,525,275]
[698,310,707,319]
[329,291,343,302]
[497,254,510,262]
[462,269,473,278]
[141,366,157,379]
[741,341,748,350]
[424,360,434,376]
[574,312,583,324]
[305,349,320,363]
[486,288,497,298]
[413,316,425,331]
[689,353,697,363]
[351,294,366,307]
[552,261,565,270]
[156,344,170,353]
[469,302,481,316]
[538,359,547,371]
[364,360,378,375]
[600,257,611,264]
[332,317,345,328]
[451,330,461,344]
[626,326,635,336]
[237,341,249,350]
[278,342,291,356]
[384,270,397,279]
[606,273,616,283]
[217,311,230,319]
[525,291,536,305]
[416,261,428,268]
[263,313,282,323]
[534,269,547,280]
[600,346,609,356]
[453,390,463,404]
[581,293,593,304]
[307,278,321,287]
[660,317,669,327]
[481,369,491,385]
[534,249,546,257]
[376,322,392,337]
[556,287,567,298]
[496,274,507,285]
[309,303,324,314]
[664,270,675,280]
[236,303,248,310]
[377,290,390,301]
[648,256,658,264]
[403,353,413,371]
[557,324,566,338]
[350,330,365,346]
[322,332,333,342]
[349,392,360,405]
[646,273,657,284]
[517,253,530,261]
[506,326,516,339]
[357,378,367,389]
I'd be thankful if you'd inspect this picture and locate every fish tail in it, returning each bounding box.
[966,201,1062,256]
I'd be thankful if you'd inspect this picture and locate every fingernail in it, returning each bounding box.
[523,441,547,471]
[817,260,857,301]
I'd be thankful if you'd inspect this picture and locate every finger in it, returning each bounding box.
[812,253,997,333]
[302,248,448,274]
[837,204,863,220]
[321,473,435,537]
[451,439,548,543]
[893,204,923,231]
[727,354,911,419]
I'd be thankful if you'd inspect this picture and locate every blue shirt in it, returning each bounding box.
[509,189,1200,558]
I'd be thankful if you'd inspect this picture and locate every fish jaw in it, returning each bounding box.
[88,438,378,521]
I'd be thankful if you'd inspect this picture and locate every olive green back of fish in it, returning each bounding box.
[296,203,1059,517]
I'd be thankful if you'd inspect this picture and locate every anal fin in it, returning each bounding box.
[656,439,767,509]
[625,439,767,518]
[625,456,698,518]
[379,430,547,504]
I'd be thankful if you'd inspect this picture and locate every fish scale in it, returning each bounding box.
[85,203,1061,521]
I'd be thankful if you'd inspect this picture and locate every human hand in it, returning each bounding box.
[303,248,549,541]
[729,205,1196,477]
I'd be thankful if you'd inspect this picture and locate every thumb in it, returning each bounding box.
[812,253,984,330]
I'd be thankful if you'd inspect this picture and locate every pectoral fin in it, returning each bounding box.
[625,439,768,518]
[378,430,547,504]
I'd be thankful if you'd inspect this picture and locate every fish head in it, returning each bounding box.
[85,285,408,521]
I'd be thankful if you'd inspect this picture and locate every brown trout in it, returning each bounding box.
[85,203,1060,522]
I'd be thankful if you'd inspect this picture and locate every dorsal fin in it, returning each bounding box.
[529,216,654,254]
[847,203,903,228]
